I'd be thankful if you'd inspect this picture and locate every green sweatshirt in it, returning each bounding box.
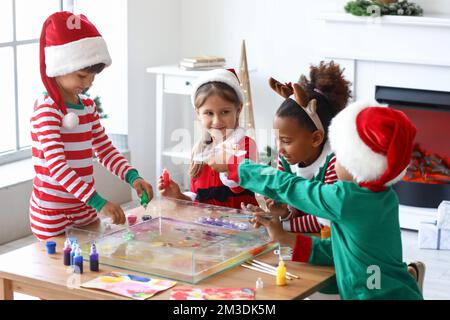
[231,159,423,300]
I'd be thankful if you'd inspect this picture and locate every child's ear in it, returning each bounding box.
[235,103,243,120]
[236,103,243,115]
[311,130,325,148]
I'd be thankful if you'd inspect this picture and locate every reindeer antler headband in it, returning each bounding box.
[269,78,324,132]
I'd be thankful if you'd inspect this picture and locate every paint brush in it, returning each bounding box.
[241,263,293,280]
[252,259,300,279]
[220,213,273,220]
[246,262,294,280]
[241,263,277,277]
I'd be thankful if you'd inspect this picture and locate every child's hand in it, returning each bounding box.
[265,198,289,219]
[251,213,286,243]
[133,178,154,202]
[207,146,230,173]
[100,201,126,225]
[241,202,266,229]
[157,176,183,199]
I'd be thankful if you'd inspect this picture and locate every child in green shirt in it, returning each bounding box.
[213,94,424,299]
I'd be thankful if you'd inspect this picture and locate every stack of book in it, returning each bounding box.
[179,56,226,71]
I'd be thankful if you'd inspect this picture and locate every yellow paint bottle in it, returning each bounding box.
[276,259,286,286]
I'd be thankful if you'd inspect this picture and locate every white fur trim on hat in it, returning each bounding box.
[385,167,408,186]
[219,172,240,188]
[190,69,244,107]
[45,36,112,77]
[328,100,388,183]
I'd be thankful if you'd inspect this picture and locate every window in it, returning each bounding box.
[0,0,63,165]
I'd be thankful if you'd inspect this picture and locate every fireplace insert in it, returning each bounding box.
[375,86,450,208]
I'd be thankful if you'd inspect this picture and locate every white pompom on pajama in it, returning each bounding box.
[62,112,79,130]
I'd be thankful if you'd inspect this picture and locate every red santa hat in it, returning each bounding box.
[328,101,417,192]
[40,11,112,129]
[191,68,244,107]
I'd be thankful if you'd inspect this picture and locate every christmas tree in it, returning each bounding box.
[238,40,257,145]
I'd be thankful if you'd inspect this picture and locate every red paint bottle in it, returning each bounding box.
[63,238,72,266]
[162,168,170,188]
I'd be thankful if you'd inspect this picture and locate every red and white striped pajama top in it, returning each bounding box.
[29,93,136,240]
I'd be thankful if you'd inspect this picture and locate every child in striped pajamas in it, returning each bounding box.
[245,61,351,234]
[30,12,153,240]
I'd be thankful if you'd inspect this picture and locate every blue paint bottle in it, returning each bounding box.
[89,242,99,272]
[70,242,78,266]
[73,247,83,274]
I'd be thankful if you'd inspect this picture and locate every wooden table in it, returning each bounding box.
[0,205,335,300]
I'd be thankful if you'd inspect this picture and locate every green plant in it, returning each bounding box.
[82,88,108,119]
[344,0,423,17]
[92,95,108,119]
[259,145,278,167]
[345,0,373,16]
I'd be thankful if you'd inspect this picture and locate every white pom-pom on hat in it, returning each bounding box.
[62,112,79,130]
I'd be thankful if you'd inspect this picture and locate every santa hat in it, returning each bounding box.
[40,11,112,129]
[191,68,244,107]
[328,101,417,192]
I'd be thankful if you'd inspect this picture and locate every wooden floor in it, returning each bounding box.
[1,229,449,300]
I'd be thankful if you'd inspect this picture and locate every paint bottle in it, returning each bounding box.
[89,242,99,272]
[70,242,78,266]
[63,238,72,266]
[320,226,331,239]
[162,168,170,188]
[276,259,287,286]
[256,277,264,289]
[73,247,83,274]
[126,214,137,226]
[140,190,149,209]
[45,241,56,254]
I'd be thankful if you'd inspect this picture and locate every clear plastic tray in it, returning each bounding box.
[66,198,277,284]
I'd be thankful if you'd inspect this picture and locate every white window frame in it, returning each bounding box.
[0,0,65,166]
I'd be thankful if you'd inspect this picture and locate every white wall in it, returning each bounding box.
[127,0,181,190]
[74,0,128,135]
[178,0,450,147]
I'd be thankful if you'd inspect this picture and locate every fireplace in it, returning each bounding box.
[375,86,450,208]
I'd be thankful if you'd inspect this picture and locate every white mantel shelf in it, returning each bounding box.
[319,12,450,28]
[323,53,450,68]
[317,12,450,68]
